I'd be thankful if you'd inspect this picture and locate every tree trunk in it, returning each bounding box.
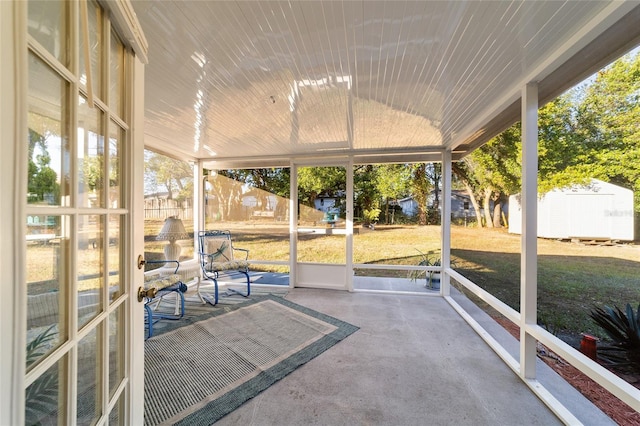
[492,200,502,228]
[461,181,483,226]
[483,189,494,228]
[385,200,390,225]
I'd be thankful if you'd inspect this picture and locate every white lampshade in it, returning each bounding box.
[156,217,189,261]
[156,217,189,241]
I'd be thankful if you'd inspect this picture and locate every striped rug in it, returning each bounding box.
[144,293,358,425]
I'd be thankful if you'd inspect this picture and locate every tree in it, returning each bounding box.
[409,163,432,225]
[376,164,411,224]
[470,125,521,227]
[452,160,483,226]
[569,52,640,211]
[297,166,346,209]
[462,50,640,231]
[27,129,60,203]
[145,151,193,200]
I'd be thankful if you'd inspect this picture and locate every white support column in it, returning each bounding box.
[441,150,452,296]
[289,162,298,289]
[346,158,354,292]
[193,160,204,256]
[520,82,539,379]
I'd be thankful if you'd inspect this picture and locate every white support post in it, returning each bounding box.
[520,83,539,379]
[346,159,354,292]
[193,160,204,257]
[441,150,452,296]
[289,162,298,289]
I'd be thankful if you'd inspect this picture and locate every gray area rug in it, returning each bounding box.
[144,294,358,425]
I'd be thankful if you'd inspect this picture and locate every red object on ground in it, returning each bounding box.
[580,334,598,361]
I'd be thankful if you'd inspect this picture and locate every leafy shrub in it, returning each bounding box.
[25,325,59,426]
[590,303,640,374]
[362,208,381,224]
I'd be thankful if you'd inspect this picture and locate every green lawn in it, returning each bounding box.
[29,221,640,341]
[225,223,640,339]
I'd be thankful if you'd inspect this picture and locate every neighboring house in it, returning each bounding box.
[396,190,477,219]
[509,179,634,241]
[241,190,278,211]
[396,196,418,216]
[314,192,341,213]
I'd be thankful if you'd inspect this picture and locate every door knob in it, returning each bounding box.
[137,286,158,302]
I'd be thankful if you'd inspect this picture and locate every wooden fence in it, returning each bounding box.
[144,197,193,220]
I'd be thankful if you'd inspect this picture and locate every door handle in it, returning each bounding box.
[138,286,158,302]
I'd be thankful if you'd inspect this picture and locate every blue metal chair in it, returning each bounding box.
[143,260,187,339]
[198,230,250,305]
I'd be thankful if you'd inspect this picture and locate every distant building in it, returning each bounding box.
[395,190,477,219]
[509,179,634,241]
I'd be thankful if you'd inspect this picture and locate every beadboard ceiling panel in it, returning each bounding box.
[131,1,640,165]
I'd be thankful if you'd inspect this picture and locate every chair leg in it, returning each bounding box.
[144,304,154,340]
[195,276,207,305]
[200,277,219,306]
[226,270,250,298]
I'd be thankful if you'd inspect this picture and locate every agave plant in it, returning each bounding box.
[590,303,640,375]
[408,249,442,289]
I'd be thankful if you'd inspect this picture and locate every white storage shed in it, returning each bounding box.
[509,179,634,241]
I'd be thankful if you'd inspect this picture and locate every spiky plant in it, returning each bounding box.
[407,249,442,288]
[590,303,640,375]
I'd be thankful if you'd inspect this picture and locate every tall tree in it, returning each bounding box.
[470,125,521,227]
[376,164,411,224]
[145,151,193,200]
[409,163,432,225]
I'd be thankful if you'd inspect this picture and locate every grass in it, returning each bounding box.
[224,222,640,340]
[449,227,640,337]
[27,220,640,342]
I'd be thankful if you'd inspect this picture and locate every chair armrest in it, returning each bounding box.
[232,247,249,260]
[145,259,180,274]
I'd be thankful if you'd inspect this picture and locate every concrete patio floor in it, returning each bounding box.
[214,287,613,425]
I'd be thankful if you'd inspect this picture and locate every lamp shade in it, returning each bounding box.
[156,217,189,241]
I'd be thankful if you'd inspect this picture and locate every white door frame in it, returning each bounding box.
[1,1,148,423]
[1,1,27,423]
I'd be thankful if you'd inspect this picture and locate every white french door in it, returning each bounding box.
[6,1,146,424]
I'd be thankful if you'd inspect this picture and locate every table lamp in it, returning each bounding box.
[156,216,189,262]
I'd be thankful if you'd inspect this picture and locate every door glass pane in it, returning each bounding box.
[26,214,70,369]
[25,354,68,426]
[28,0,68,66]
[28,53,70,207]
[109,215,123,303]
[108,121,122,208]
[143,150,195,262]
[77,324,103,424]
[78,96,105,208]
[110,31,124,118]
[79,0,103,98]
[297,166,346,264]
[78,215,104,329]
[108,391,125,425]
[109,306,124,396]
